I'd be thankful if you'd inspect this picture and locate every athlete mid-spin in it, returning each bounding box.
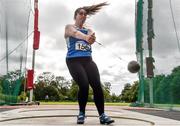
[64,2,115,125]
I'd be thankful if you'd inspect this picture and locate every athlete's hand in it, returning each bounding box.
[86,33,96,44]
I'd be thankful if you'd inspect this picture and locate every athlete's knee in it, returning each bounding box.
[79,84,89,92]
[91,82,102,89]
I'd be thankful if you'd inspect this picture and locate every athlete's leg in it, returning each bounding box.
[84,60,104,115]
[85,60,115,124]
[66,59,89,114]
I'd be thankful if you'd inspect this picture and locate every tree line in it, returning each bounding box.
[33,72,121,102]
[120,66,180,104]
[144,66,180,104]
[0,66,180,103]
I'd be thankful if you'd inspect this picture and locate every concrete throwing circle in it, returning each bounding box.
[0,108,154,125]
[0,116,154,125]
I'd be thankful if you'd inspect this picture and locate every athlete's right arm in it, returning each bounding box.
[64,25,94,44]
[64,25,87,40]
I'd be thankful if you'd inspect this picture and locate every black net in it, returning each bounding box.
[136,0,180,109]
[0,0,31,105]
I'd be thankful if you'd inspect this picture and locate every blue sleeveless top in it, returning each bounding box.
[66,27,92,58]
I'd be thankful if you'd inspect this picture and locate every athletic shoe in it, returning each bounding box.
[99,113,114,125]
[77,112,85,124]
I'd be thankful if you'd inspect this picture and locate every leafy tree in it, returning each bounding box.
[0,77,3,93]
[37,72,55,85]
[55,76,71,97]
[171,66,180,103]
[111,93,120,102]
[44,85,60,101]
[128,81,138,102]
[68,80,78,101]
[88,87,93,102]
[172,66,180,73]
[0,76,5,92]
[153,74,165,103]
[103,82,111,94]
[120,83,132,102]
[102,82,111,102]
[34,81,46,100]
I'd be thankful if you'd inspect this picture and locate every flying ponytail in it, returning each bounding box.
[74,2,109,19]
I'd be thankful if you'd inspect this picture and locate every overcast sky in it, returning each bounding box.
[25,0,180,95]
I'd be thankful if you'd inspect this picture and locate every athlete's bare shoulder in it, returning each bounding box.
[65,24,75,29]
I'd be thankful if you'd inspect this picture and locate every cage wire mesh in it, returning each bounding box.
[0,0,32,105]
[137,0,180,109]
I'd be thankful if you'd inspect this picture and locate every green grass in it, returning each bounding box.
[105,102,130,106]
[40,101,78,105]
[154,103,180,107]
[40,101,130,106]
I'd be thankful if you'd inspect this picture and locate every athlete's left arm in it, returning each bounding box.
[88,28,94,35]
[87,28,96,44]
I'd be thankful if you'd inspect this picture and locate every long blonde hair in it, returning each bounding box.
[74,2,109,19]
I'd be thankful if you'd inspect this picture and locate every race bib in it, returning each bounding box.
[75,41,91,51]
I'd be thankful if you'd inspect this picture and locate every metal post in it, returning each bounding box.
[147,0,155,107]
[149,78,153,106]
[29,50,35,102]
[5,4,9,74]
[29,0,39,102]
[140,51,144,103]
[136,0,144,103]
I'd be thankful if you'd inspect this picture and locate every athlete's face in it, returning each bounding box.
[75,9,87,24]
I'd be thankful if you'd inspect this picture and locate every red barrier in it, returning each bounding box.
[27,70,34,90]
[33,0,40,50]
[33,30,40,49]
